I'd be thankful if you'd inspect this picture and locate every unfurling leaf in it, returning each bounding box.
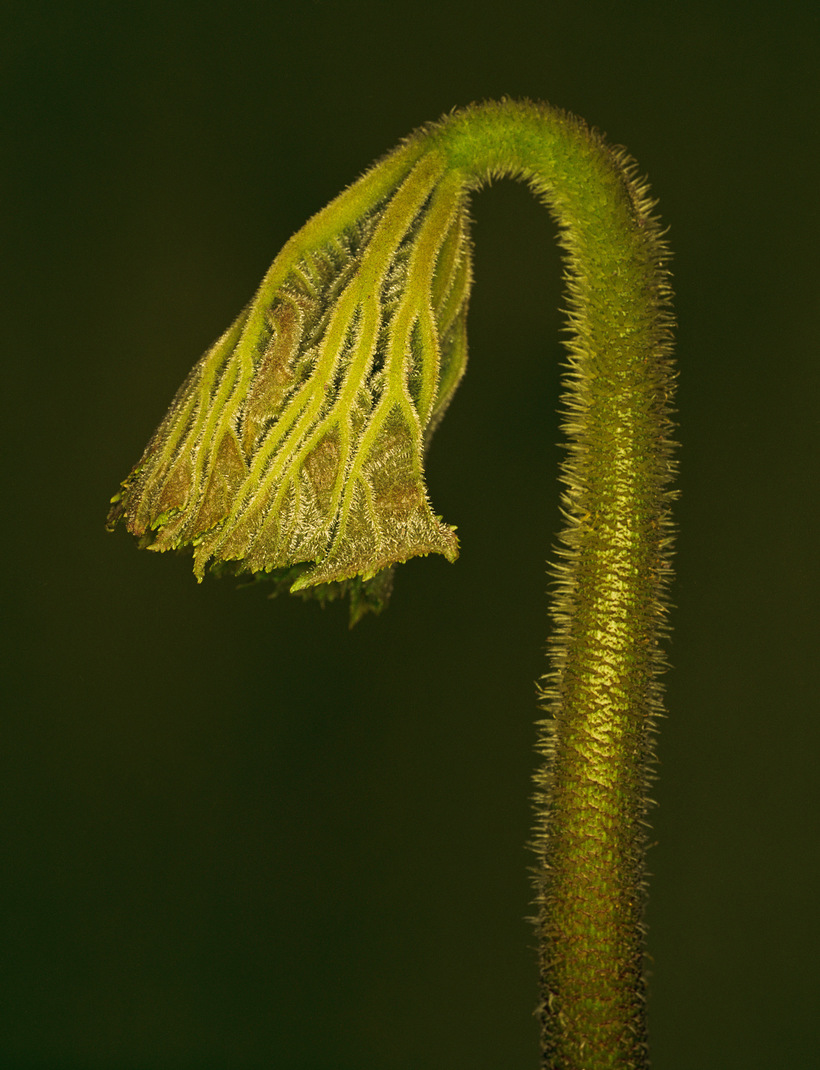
[108,140,473,622]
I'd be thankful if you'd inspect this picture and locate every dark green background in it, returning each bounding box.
[4,3,818,1068]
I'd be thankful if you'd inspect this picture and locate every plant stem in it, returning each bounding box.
[434,101,675,1069]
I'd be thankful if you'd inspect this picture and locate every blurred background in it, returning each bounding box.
[3,2,818,1068]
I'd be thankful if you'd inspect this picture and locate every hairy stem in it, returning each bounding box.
[435,101,675,1069]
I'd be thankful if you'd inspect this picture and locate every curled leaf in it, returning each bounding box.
[108,139,473,622]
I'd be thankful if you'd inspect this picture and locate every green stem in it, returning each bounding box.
[436,101,675,1069]
[109,99,675,1069]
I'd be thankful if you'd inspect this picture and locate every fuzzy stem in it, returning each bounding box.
[434,102,676,1069]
